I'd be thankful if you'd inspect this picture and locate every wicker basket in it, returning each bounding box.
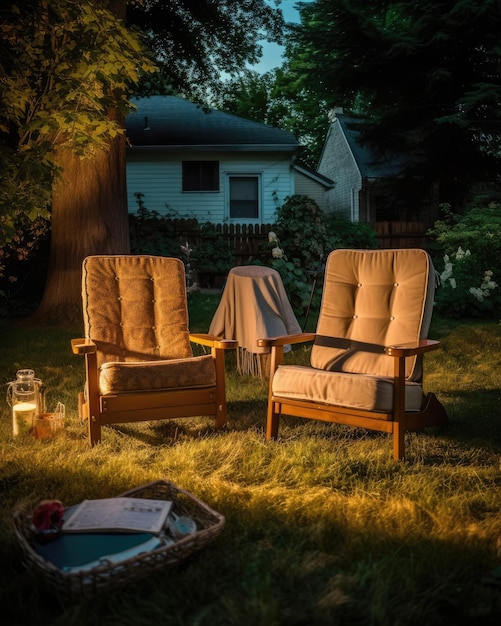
[12,480,225,601]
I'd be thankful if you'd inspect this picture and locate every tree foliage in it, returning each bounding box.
[214,67,330,167]
[283,0,501,207]
[129,0,285,101]
[0,0,285,239]
[0,0,285,250]
[0,0,286,321]
[0,0,154,250]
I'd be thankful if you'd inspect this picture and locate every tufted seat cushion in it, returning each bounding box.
[272,365,423,414]
[310,248,434,381]
[83,255,193,368]
[82,255,216,395]
[99,354,216,395]
[272,249,435,414]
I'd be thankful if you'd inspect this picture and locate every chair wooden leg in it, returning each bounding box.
[405,393,449,432]
[84,351,102,446]
[215,401,227,429]
[213,346,228,429]
[393,355,407,461]
[266,400,280,440]
[88,416,102,447]
[393,392,448,459]
[393,423,406,461]
[266,345,284,440]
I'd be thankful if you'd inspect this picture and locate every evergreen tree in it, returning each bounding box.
[285,0,501,208]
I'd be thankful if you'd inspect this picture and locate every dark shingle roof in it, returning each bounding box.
[126,96,299,151]
[336,114,404,178]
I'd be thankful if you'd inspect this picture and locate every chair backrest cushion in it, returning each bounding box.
[82,255,193,367]
[310,249,435,380]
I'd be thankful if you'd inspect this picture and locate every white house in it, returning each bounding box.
[126,96,302,225]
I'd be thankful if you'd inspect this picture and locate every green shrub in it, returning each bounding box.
[129,198,234,288]
[324,212,378,250]
[129,193,180,257]
[0,215,50,319]
[272,195,327,272]
[191,222,233,276]
[272,195,377,268]
[429,198,501,317]
[262,195,378,315]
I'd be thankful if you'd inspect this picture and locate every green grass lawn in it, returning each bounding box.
[0,296,500,625]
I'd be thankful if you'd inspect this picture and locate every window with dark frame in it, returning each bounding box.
[182,161,219,191]
[229,176,259,219]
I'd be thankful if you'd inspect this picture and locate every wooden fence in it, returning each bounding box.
[166,221,275,265]
[374,221,429,249]
[165,219,429,261]
[220,223,275,263]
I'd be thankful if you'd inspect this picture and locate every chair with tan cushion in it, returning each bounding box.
[72,255,236,445]
[258,248,447,460]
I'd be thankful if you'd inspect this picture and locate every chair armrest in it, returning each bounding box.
[257,333,316,348]
[71,338,97,355]
[385,339,440,358]
[190,333,237,350]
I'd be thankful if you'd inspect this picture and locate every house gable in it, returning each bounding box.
[318,114,363,220]
[318,112,416,224]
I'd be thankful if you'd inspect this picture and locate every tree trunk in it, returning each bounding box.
[31,0,128,326]
[32,132,129,325]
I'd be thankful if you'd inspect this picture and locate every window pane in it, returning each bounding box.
[229,177,258,218]
[182,161,219,191]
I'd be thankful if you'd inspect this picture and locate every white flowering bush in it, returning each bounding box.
[468,269,498,302]
[268,231,285,259]
[430,198,501,318]
[264,230,312,314]
[435,246,499,317]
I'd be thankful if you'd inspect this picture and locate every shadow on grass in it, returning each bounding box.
[3,454,501,626]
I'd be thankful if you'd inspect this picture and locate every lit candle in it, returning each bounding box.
[13,402,37,436]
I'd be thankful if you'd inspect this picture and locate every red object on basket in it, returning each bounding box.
[32,500,64,532]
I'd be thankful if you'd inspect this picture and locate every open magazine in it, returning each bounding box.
[62,497,173,535]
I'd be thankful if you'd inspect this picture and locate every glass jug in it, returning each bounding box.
[7,369,44,436]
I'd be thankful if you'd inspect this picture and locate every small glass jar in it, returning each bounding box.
[7,369,43,436]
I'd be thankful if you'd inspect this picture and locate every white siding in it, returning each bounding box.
[126,149,294,224]
[318,121,362,220]
[294,171,327,209]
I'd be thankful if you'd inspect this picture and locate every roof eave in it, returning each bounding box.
[293,163,335,188]
[127,144,299,152]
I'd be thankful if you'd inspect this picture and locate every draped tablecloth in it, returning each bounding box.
[208,266,302,377]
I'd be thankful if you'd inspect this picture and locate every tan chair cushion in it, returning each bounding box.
[99,354,216,395]
[272,365,423,413]
[311,249,434,381]
[82,255,192,368]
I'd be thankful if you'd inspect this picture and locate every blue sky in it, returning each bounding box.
[249,1,302,73]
